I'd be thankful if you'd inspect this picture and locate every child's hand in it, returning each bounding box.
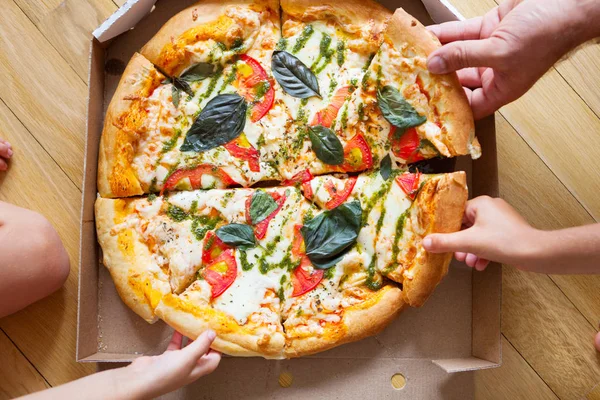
[0,139,12,171]
[125,330,221,399]
[423,196,537,271]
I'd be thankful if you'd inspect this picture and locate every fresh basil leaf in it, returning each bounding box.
[180,93,247,152]
[377,85,426,130]
[308,125,343,165]
[380,154,392,180]
[171,85,180,108]
[272,51,320,98]
[250,191,278,224]
[216,223,256,249]
[301,200,362,269]
[180,62,215,83]
[172,76,194,97]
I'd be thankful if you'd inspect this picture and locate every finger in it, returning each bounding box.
[463,195,496,224]
[427,17,483,43]
[595,331,600,352]
[189,351,221,380]
[469,87,503,120]
[455,252,467,262]
[457,68,482,88]
[0,159,7,171]
[423,229,478,254]
[474,257,490,271]
[427,38,503,74]
[167,331,184,351]
[465,253,479,268]
[180,330,216,362]
[0,142,12,159]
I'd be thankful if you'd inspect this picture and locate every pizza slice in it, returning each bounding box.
[98,0,285,198]
[339,8,481,168]
[273,0,392,180]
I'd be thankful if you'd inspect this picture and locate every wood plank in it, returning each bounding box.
[14,0,118,81]
[587,382,600,400]
[10,0,62,24]
[0,100,95,386]
[0,330,49,400]
[0,0,87,188]
[475,335,558,400]
[502,266,600,400]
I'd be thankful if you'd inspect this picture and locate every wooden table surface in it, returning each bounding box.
[1,0,599,398]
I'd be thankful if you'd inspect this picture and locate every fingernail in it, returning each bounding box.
[8,149,13,157]
[423,237,432,249]
[207,330,216,340]
[427,56,447,74]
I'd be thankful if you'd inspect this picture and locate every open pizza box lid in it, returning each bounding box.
[79,0,501,398]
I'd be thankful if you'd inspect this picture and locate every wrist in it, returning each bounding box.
[513,227,548,271]
[114,363,150,400]
[563,0,600,45]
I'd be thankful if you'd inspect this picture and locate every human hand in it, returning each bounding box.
[125,330,221,399]
[423,196,538,271]
[0,139,12,171]
[426,0,600,119]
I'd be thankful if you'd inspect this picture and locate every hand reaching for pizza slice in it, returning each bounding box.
[426,0,600,119]
[0,138,12,171]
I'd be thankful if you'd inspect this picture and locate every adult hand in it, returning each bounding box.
[125,330,221,399]
[0,139,12,171]
[423,196,537,271]
[426,0,600,119]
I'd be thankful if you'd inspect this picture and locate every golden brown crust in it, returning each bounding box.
[281,0,391,30]
[155,293,286,358]
[140,0,279,76]
[284,285,405,358]
[95,198,171,322]
[387,9,479,159]
[399,172,467,307]
[97,53,164,198]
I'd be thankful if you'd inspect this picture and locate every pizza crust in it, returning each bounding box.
[155,292,286,359]
[97,53,164,198]
[95,198,171,322]
[387,9,480,159]
[392,171,468,307]
[140,0,279,75]
[284,285,405,358]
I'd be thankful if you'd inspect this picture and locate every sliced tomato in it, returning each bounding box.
[202,231,232,265]
[341,134,373,172]
[203,249,237,299]
[224,133,260,172]
[324,176,357,210]
[291,257,324,297]
[291,224,305,258]
[395,171,422,200]
[245,192,287,240]
[311,86,351,128]
[161,164,236,195]
[389,126,426,163]
[281,169,314,200]
[237,54,274,122]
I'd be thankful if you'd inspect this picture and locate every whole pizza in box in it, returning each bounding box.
[95,0,480,359]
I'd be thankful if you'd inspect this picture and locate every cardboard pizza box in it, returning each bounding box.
[79,0,502,398]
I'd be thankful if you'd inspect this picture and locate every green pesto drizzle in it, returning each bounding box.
[361,176,394,226]
[336,41,345,67]
[276,37,288,51]
[147,193,157,203]
[361,71,371,91]
[191,215,222,241]
[292,24,314,53]
[220,191,234,207]
[161,129,182,154]
[166,204,188,222]
[365,254,382,291]
[357,102,365,121]
[277,286,285,302]
[239,250,253,271]
[329,77,338,96]
[218,63,238,93]
[323,266,335,280]
[390,208,410,263]
[340,103,349,129]
[256,133,266,148]
[254,80,271,100]
[198,68,223,103]
[149,177,158,193]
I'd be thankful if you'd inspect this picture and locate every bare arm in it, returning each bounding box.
[20,331,221,400]
[423,196,600,274]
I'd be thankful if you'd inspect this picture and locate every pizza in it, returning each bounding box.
[95,0,478,358]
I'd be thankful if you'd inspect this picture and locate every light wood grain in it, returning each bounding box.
[0,0,87,187]
[0,98,95,387]
[14,0,118,80]
[474,335,559,400]
[0,330,49,400]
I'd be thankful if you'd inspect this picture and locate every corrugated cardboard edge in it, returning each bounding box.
[93,0,157,42]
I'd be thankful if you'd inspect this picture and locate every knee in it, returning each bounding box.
[25,212,71,293]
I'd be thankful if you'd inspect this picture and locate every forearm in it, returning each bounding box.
[523,223,600,274]
[567,0,600,45]
[20,366,145,400]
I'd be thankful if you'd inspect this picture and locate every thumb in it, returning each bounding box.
[181,330,216,362]
[423,229,478,254]
[427,39,501,74]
